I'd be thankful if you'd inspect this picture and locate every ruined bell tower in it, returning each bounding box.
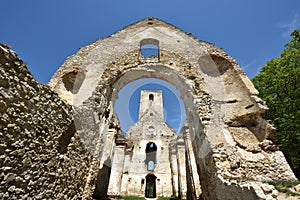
[138,90,164,120]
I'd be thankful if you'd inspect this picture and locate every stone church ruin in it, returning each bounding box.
[107,90,201,199]
[0,18,298,199]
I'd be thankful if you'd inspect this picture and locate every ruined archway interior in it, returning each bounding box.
[114,78,186,135]
[106,73,203,199]
[47,18,297,200]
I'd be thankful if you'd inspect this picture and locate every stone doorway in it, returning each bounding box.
[145,174,157,198]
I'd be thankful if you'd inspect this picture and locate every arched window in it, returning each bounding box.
[145,142,157,171]
[149,94,154,101]
[140,38,159,61]
[145,174,156,198]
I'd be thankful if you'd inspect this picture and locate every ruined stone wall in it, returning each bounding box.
[176,138,187,199]
[0,44,94,200]
[47,18,298,199]
[180,124,202,199]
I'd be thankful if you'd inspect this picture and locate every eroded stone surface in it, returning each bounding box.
[1,17,298,200]
[0,44,95,199]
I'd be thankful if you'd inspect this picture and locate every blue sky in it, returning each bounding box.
[1,0,300,133]
[115,78,186,134]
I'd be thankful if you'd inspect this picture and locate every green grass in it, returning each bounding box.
[268,181,300,196]
[157,196,180,200]
[120,196,145,200]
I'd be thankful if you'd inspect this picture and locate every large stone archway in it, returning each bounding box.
[71,59,213,198]
[48,18,297,199]
[97,62,211,198]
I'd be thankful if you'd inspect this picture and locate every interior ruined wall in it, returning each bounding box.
[176,137,187,199]
[0,44,94,200]
[179,123,202,199]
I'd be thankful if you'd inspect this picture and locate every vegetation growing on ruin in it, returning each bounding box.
[268,181,300,196]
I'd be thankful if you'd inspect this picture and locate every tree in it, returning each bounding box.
[252,30,300,179]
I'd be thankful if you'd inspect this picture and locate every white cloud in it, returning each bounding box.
[278,14,300,38]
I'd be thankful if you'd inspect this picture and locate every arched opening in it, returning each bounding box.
[140,38,159,61]
[141,44,159,58]
[145,142,157,171]
[108,66,212,198]
[74,63,213,199]
[149,93,154,101]
[145,174,157,198]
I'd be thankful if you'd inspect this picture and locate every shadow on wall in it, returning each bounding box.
[93,158,112,200]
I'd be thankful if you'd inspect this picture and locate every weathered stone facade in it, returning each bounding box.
[1,17,298,200]
[107,90,201,199]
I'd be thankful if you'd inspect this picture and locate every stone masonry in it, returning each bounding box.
[109,90,176,198]
[106,90,201,199]
[0,44,94,199]
[0,17,298,200]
